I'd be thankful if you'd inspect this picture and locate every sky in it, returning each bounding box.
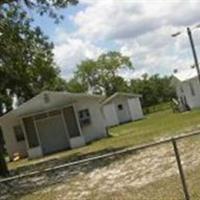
[32,0,200,80]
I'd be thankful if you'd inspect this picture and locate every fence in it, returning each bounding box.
[1,130,200,200]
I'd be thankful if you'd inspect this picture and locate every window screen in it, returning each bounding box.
[23,117,39,148]
[13,125,25,142]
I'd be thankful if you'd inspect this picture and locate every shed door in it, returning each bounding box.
[116,102,131,123]
[36,115,69,155]
[103,104,119,127]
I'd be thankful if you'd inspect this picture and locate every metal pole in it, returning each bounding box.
[187,27,200,84]
[172,138,190,200]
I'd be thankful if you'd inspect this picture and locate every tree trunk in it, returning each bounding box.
[0,128,9,177]
[0,145,9,177]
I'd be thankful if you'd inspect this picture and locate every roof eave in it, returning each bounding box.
[101,92,142,105]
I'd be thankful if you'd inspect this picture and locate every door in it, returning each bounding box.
[36,115,69,155]
[63,106,81,138]
[116,102,131,123]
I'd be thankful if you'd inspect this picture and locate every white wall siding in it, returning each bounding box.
[75,98,107,143]
[70,136,85,148]
[1,117,27,160]
[103,103,119,127]
[185,78,200,108]
[128,98,144,120]
[176,77,200,109]
[28,146,43,159]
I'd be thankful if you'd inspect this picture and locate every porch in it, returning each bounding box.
[21,105,85,159]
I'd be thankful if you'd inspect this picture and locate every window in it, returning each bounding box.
[14,125,25,142]
[189,82,195,96]
[78,109,91,126]
[118,104,123,110]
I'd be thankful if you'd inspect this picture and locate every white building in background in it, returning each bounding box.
[102,92,144,127]
[172,67,200,110]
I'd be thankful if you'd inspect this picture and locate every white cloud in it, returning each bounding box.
[53,0,200,79]
[119,25,198,79]
[53,29,104,79]
[76,0,200,41]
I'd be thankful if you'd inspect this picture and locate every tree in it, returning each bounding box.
[0,0,78,177]
[0,0,78,22]
[66,78,88,93]
[0,5,65,114]
[130,74,175,108]
[0,128,8,177]
[75,51,133,96]
[0,5,67,175]
[75,59,98,93]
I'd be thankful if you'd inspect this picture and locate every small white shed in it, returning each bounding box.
[102,92,144,127]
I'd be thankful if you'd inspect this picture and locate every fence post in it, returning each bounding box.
[171,138,190,200]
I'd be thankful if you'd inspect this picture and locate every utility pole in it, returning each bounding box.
[187,27,200,84]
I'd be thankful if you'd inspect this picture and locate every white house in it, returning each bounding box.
[172,68,200,110]
[0,91,107,159]
[102,92,144,127]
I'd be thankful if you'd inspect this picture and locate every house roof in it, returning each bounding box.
[173,67,197,82]
[0,91,103,121]
[101,92,142,105]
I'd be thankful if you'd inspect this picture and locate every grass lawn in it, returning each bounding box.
[8,108,200,171]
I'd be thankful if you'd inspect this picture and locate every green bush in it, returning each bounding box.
[143,102,171,114]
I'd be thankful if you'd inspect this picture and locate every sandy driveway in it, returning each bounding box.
[1,137,200,200]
